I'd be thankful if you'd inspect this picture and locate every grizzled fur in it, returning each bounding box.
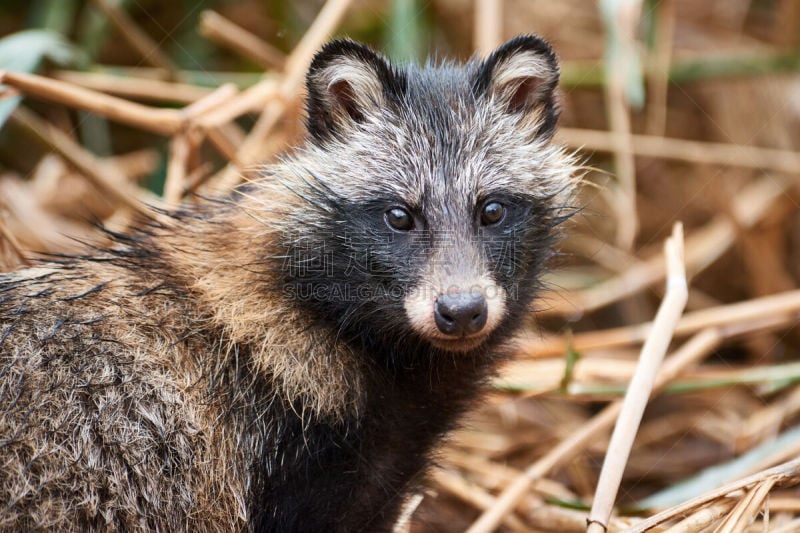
[0,36,577,531]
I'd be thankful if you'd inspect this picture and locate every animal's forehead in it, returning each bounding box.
[395,62,484,123]
[403,61,479,98]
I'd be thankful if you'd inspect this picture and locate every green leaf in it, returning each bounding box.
[600,0,646,109]
[387,0,426,62]
[0,29,79,129]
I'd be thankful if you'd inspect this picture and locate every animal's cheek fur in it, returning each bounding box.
[403,275,507,344]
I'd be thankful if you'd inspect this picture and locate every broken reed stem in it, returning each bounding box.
[474,0,503,56]
[623,458,800,533]
[90,0,179,77]
[0,70,184,135]
[557,127,800,174]
[466,326,719,533]
[586,223,688,532]
[199,10,286,70]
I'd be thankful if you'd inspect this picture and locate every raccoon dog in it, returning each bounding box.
[0,35,576,531]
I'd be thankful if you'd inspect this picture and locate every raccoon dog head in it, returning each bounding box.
[278,35,574,355]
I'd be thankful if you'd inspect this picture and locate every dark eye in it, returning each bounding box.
[480,201,506,226]
[385,207,414,231]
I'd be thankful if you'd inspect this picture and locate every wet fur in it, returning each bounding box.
[0,36,577,531]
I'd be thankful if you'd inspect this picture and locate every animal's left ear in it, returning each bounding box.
[473,35,560,140]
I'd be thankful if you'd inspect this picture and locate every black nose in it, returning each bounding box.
[434,292,488,336]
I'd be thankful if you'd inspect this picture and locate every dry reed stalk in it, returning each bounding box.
[52,71,214,103]
[586,223,688,532]
[645,0,674,135]
[105,149,160,181]
[199,10,286,70]
[213,0,354,190]
[9,108,157,216]
[768,497,800,512]
[196,79,280,129]
[542,175,789,316]
[430,470,530,532]
[661,498,737,533]
[523,288,800,358]
[392,494,424,533]
[90,0,179,77]
[164,134,191,206]
[180,83,239,121]
[442,449,577,500]
[466,326,720,533]
[603,1,641,251]
[0,71,185,135]
[557,127,800,173]
[527,505,634,533]
[624,457,800,533]
[474,0,503,56]
[716,478,775,533]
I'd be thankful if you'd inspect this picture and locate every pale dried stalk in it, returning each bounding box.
[431,470,530,532]
[556,127,800,174]
[0,71,184,135]
[105,149,160,181]
[474,0,503,56]
[90,0,179,76]
[199,10,285,70]
[282,0,354,82]
[391,493,424,533]
[586,223,688,532]
[53,71,214,104]
[603,1,642,250]
[662,498,737,533]
[180,83,239,121]
[197,79,280,129]
[715,479,774,533]
[645,0,674,135]
[623,458,800,533]
[214,0,354,190]
[465,326,720,533]
[523,288,800,358]
[164,134,191,205]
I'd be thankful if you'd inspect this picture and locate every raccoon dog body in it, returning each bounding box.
[0,36,575,531]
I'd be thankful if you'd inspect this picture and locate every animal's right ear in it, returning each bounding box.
[305,40,403,142]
